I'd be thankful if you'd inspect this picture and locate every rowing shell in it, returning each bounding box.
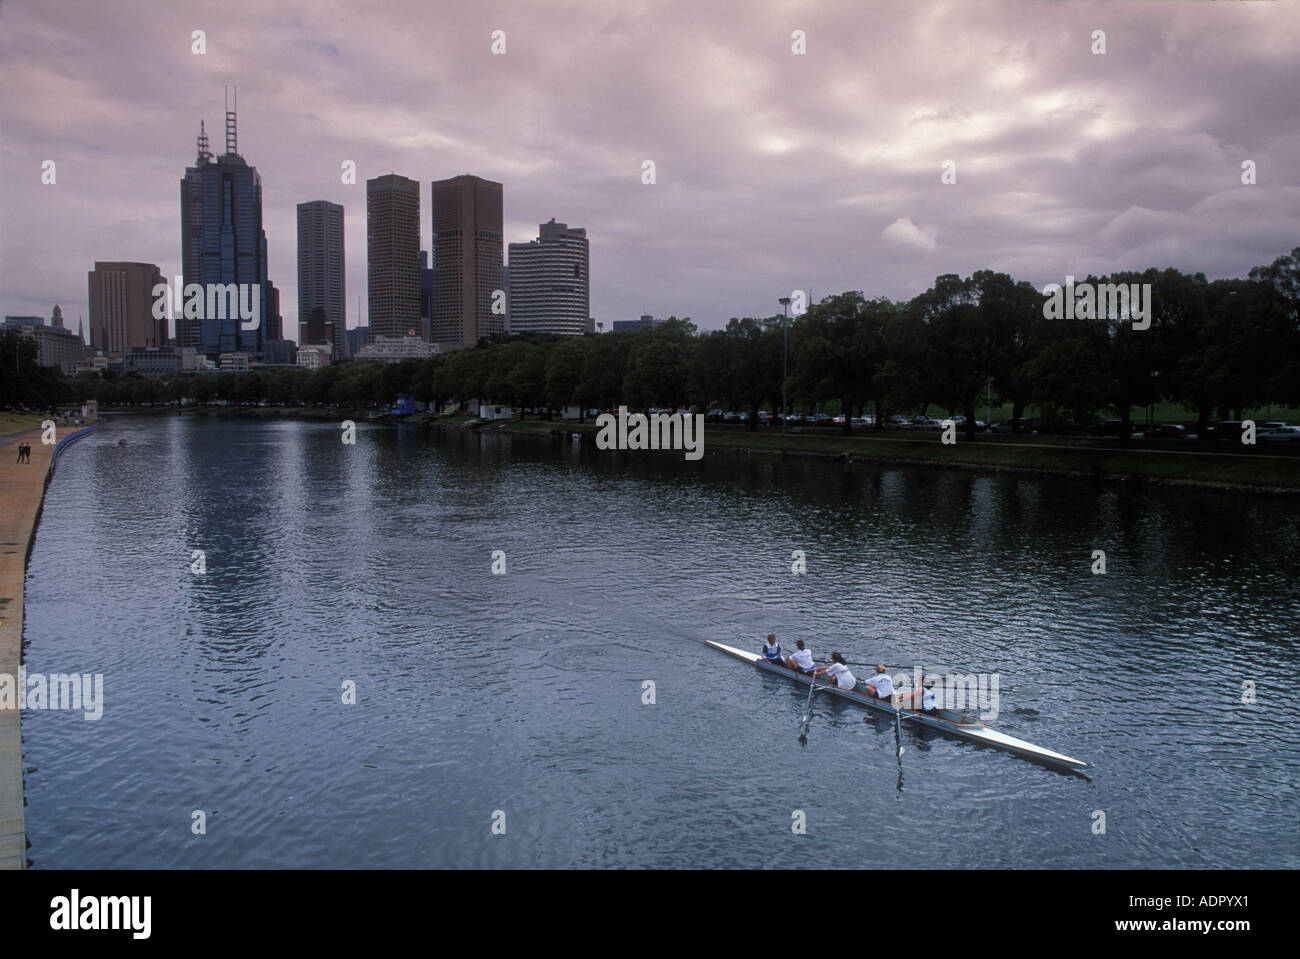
[707,640,1090,771]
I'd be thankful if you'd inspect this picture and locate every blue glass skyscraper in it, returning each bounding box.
[180,94,270,358]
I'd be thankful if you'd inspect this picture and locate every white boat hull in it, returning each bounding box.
[707,640,1090,771]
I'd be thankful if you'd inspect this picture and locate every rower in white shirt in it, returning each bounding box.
[785,639,815,675]
[902,675,939,713]
[862,664,896,700]
[813,651,856,690]
[761,634,783,664]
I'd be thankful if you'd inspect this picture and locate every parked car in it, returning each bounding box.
[990,419,1037,434]
[850,416,872,427]
[1202,421,1244,440]
[808,413,832,425]
[1089,420,1131,437]
[1259,422,1292,435]
[832,415,846,425]
[1143,424,1188,439]
[1259,425,1300,443]
[886,415,911,430]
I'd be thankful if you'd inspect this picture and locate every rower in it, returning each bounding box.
[813,651,856,690]
[861,665,895,700]
[902,675,939,713]
[761,633,783,664]
[921,678,938,714]
[785,639,815,676]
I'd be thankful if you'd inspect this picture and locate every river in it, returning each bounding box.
[19,415,1300,868]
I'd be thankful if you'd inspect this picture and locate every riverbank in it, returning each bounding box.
[0,420,94,869]
[463,417,1300,495]
[102,405,1300,494]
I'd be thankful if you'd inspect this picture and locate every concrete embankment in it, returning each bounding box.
[0,421,94,869]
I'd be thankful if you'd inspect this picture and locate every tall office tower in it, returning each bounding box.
[431,174,503,350]
[366,174,420,341]
[507,219,591,336]
[297,200,345,354]
[87,261,164,353]
[180,96,271,359]
[264,280,283,341]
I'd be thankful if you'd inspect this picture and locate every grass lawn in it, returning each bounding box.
[0,412,53,440]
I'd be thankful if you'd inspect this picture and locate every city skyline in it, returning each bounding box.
[1,0,1297,337]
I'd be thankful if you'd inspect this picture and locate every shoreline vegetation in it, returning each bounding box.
[111,404,1300,495]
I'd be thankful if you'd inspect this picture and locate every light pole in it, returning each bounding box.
[778,297,791,432]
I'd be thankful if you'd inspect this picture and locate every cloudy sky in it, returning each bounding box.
[1,0,1297,336]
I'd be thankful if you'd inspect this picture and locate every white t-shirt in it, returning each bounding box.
[865,673,895,697]
[789,648,814,670]
[825,662,856,690]
[922,687,937,710]
[763,641,781,659]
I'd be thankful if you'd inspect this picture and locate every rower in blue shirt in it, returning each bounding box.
[761,634,783,664]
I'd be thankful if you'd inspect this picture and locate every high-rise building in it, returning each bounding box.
[367,174,421,341]
[345,325,370,359]
[264,281,280,341]
[180,96,271,359]
[297,200,345,355]
[507,219,591,336]
[431,174,504,350]
[87,261,164,353]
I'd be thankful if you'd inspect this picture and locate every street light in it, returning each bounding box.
[778,297,791,432]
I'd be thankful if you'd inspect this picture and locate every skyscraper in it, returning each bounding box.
[297,200,345,356]
[180,96,270,359]
[366,174,420,341]
[507,219,591,336]
[431,174,504,350]
[87,261,164,353]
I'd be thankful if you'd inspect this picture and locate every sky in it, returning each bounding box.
[1,0,1297,337]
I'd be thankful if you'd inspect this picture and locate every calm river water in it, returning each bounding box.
[19,415,1300,868]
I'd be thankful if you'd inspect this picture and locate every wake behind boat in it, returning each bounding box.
[708,640,1090,772]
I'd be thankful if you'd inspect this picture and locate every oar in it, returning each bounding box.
[800,669,819,726]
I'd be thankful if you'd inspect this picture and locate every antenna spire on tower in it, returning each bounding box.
[196,119,212,163]
[224,85,237,155]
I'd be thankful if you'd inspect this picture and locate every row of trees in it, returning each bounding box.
[9,248,1297,438]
